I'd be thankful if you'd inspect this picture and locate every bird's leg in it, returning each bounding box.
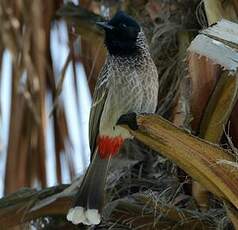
[116,112,138,130]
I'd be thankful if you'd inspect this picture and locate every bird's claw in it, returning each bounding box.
[116,112,138,130]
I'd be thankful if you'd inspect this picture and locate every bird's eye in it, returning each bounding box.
[120,23,127,28]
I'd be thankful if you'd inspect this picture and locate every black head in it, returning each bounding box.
[97,11,141,56]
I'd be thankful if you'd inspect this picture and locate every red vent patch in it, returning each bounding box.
[97,136,124,159]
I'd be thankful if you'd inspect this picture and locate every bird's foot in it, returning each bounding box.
[117,112,138,130]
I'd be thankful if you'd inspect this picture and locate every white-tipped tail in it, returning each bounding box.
[66,208,75,221]
[66,206,101,225]
[85,209,101,225]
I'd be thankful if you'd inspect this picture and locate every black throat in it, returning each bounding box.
[105,38,140,57]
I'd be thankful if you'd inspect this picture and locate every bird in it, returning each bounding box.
[67,11,159,226]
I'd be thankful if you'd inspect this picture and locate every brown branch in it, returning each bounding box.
[0,185,73,228]
[120,114,238,209]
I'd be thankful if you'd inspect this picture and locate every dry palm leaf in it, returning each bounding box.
[0,0,75,194]
[188,19,238,212]
[104,194,218,229]
[119,114,238,209]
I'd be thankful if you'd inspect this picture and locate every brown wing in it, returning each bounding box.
[89,63,109,157]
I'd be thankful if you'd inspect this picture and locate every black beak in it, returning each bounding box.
[96,21,114,30]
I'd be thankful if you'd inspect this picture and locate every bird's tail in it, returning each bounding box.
[67,149,110,225]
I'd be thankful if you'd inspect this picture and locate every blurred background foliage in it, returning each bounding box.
[0,0,238,229]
